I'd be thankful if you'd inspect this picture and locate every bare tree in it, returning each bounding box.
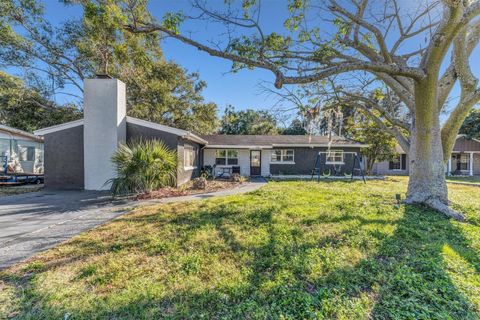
[125,0,480,220]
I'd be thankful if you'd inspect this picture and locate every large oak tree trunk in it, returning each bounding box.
[406,80,464,221]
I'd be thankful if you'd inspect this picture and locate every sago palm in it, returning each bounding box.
[108,139,177,196]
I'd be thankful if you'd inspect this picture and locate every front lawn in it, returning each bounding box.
[447,175,480,185]
[1,179,480,319]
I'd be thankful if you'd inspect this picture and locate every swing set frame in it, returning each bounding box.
[310,151,366,183]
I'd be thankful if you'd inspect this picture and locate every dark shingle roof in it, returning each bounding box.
[200,135,366,147]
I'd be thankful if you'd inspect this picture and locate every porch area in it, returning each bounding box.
[447,152,480,176]
[202,148,271,178]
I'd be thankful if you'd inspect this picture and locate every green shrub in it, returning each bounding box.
[108,139,177,195]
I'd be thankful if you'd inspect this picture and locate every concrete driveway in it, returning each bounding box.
[0,179,267,270]
[0,190,132,269]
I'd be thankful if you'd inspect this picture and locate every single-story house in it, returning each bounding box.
[34,78,367,190]
[372,135,480,176]
[0,124,44,174]
[200,135,367,177]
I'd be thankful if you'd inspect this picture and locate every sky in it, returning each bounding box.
[8,0,480,122]
[40,0,291,117]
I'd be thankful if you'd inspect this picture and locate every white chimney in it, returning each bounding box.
[83,78,126,190]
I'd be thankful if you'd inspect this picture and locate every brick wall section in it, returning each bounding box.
[44,125,84,189]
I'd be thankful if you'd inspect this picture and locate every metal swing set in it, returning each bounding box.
[310,151,366,183]
[303,104,366,184]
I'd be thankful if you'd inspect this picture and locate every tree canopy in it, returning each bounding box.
[121,0,480,219]
[0,72,81,132]
[459,109,480,140]
[0,0,219,133]
[219,105,278,135]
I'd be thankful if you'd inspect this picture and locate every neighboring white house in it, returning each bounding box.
[0,124,44,174]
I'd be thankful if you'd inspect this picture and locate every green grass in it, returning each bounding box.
[1,178,480,319]
[447,176,480,185]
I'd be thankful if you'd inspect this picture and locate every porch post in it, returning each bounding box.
[469,152,474,176]
[447,155,452,176]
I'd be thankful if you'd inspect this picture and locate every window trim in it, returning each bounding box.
[389,154,406,171]
[183,145,197,170]
[325,150,344,165]
[456,153,469,171]
[270,149,295,164]
[215,149,239,166]
[19,146,35,162]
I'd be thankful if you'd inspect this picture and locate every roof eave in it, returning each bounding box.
[33,119,84,136]
[204,144,272,149]
[0,124,43,142]
[182,133,208,145]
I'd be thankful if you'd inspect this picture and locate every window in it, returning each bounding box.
[326,150,344,164]
[389,154,406,170]
[19,146,35,162]
[454,154,469,171]
[184,145,197,169]
[270,149,294,163]
[215,149,238,165]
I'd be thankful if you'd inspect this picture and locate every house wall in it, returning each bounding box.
[44,125,84,189]
[269,147,361,175]
[0,137,44,174]
[127,123,200,186]
[372,154,409,175]
[16,140,44,173]
[203,148,251,176]
[177,138,201,186]
[203,147,362,177]
[261,150,271,176]
[0,130,44,174]
[126,122,179,150]
[373,152,480,176]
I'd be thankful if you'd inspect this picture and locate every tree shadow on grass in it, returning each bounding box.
[314,205,480,319]
[2,200,480,319]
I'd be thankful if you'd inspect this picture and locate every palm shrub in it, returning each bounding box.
[108,139,177,196]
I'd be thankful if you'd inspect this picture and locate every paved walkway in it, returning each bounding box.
[0,179,266,269]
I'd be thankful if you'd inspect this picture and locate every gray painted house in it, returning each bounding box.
[34,78,367,190]
[35,117,205,189]
[372,135,480,176]
[200,135,367,177]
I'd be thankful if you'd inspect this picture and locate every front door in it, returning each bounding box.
[250,150,261,176]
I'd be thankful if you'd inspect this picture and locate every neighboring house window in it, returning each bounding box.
[184,145,197,169]
[19,146,35,162]
[389,154,406,170]
[215,150,238,165]
[326,150,344,164]
[271,149,294,163]
[455,154,469,171]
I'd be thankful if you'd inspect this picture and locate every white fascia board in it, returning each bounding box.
[0,124,43,142]
[271,143,369,148]
[204,145,273,149]
[182,133,208,145]
[126,116,208,145]
[34,119,84,136]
